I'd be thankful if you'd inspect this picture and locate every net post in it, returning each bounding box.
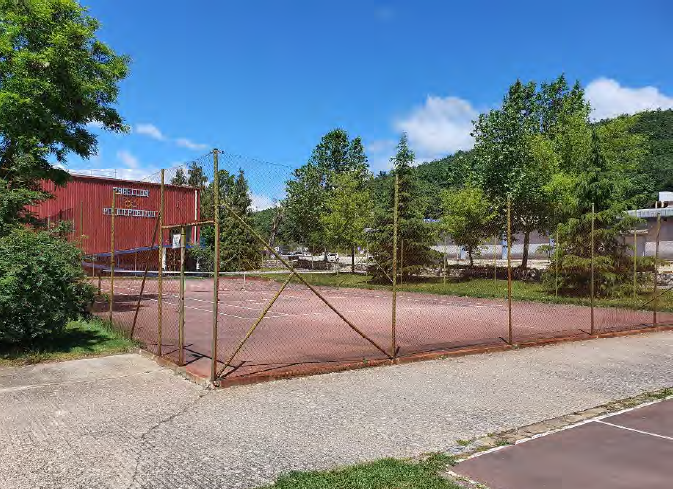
[211,149,220,383]
[590,202,595,335]
[109,188,115,324]
[179,225,186,366]
[653,202,661,326]
[391,174,399,359]
[158,169,165,357]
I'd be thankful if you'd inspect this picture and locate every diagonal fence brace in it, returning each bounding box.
[131,216,161,338]
[217,273,294,378]
[219,201,393,362]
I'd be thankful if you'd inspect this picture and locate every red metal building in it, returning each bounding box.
[33,175,200,255]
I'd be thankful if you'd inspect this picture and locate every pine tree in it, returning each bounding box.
[370,134,435,281]
[220,169,261,271]
[171,167,187,186]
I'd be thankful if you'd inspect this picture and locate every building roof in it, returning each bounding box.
[626,207,673,219]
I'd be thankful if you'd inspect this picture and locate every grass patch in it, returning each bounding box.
[259,454,460,489]
[0,318,137,366]
[282,273,673,312]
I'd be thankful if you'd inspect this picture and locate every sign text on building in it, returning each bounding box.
[113,187,149,197]
[103,208,157,218]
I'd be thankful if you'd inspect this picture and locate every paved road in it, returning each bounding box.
[1,331,672,489]
[456,399,673,489]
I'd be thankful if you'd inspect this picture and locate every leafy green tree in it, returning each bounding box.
[471,75,593,268]
[630,109,673,197]
[0,0,128,234]
[321,172,372,272]
[370,134,435,280]
[441,186,497,267]
[283,129,370,255]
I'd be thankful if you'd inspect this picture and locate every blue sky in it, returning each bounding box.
[72,0,673,206]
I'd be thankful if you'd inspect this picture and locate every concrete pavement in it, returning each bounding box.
[1,331,672,489]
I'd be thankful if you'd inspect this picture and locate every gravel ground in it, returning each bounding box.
[1,331,672,489]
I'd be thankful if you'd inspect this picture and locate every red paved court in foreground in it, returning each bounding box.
[455,399,673,489]
[100,276,673,383]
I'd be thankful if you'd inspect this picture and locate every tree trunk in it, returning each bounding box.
[521,230,531,269]
[468,248,474,267]
[351,246,355,274]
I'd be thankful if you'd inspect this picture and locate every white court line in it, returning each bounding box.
[459,396,673,463]
[595,420,673,441]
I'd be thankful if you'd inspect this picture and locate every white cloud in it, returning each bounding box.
[586,78,673,121]
[116,167,158,181]
[395,95,478,160]
[175,138,209,151]
[117,150,140,169]
[250,193,276,211]
[365,139,397,172]
[86,120,104,129]
[135,123,165,140]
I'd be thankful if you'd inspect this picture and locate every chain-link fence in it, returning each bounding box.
[88,150,673,386]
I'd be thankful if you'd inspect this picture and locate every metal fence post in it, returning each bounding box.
[555,226,560,298]
[590,203,595,335]
[444,234,448,285]
[391,174,399,359]
[158,169,165,357]
[109,188,115,324]
[633,227,638,300]
[653,204,662,326]
[400,238,404,285]
[493,235,498,281]
[211,149,220,382]
[179,225,186,366]
[507,196,513,345]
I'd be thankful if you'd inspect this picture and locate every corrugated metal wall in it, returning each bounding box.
[32,175,199,254]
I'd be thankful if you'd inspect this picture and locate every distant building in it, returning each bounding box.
[625,191,673,259]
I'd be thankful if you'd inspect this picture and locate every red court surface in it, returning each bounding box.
[100,276,673,384]
[455,399,673,489]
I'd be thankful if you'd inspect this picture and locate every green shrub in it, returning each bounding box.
[0,229,94,344]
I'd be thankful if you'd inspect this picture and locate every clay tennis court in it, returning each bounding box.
[455,398,673,489]
[100,273,673,384]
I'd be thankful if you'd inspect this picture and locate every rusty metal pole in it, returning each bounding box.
[653,204,661,326]
[493,235,498,281]
[555,227,560,298]
[178,226,186,366]
[444,234,448,285]
[157,169,165,356]
[109,189,116,324]
[633,227,638,300]
[590,203,595,335]
[391,174,399,359]
[507,196,513,345]
[211,149,221,382]
[400,238,404,285]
